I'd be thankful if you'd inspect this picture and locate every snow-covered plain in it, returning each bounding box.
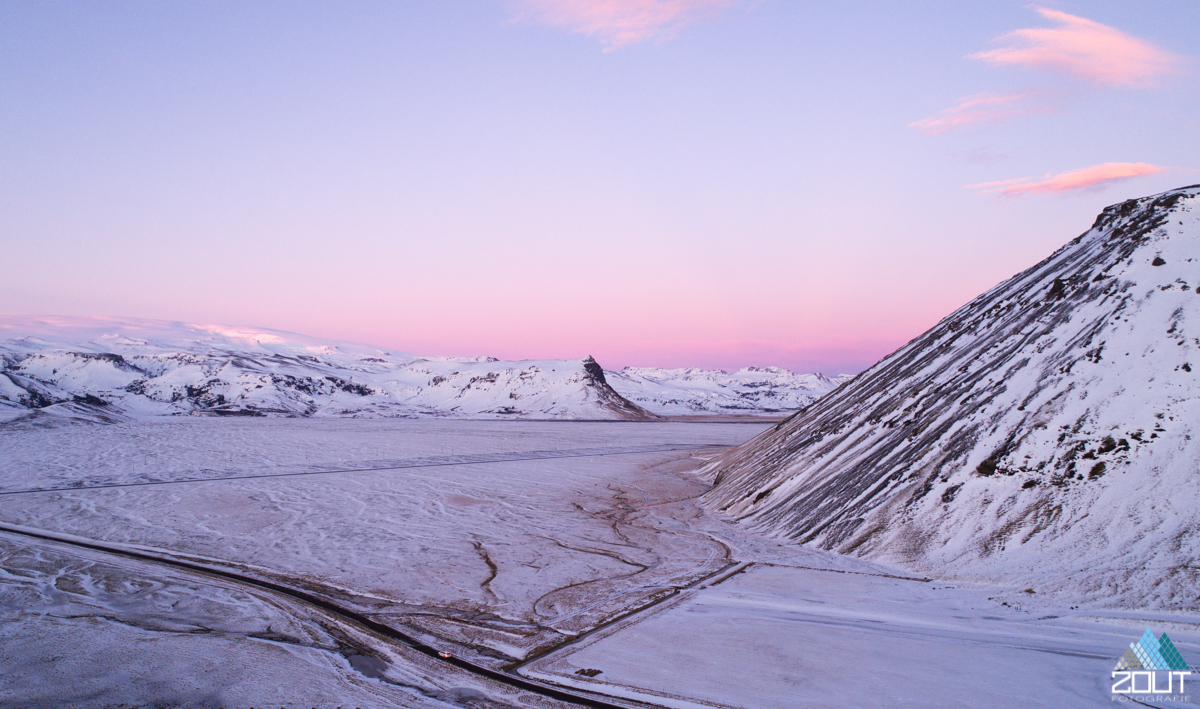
[0,536,498,709]
[2,418,1196,707]
[522,563,1200,708]
[0,418,762,708]
[0,420,754,651]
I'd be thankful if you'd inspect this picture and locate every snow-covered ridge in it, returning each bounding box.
[701,185,1200,609]
[608,366,850,415]
[0,316,839,424]
[0,316,655,423]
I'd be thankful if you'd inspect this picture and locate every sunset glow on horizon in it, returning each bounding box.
[1,2,1196,374]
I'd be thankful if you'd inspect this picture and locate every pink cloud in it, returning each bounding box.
[970,7,1181,87]
[505,0,736,49]
[909,90,1056,135]
[967,162,1169,197]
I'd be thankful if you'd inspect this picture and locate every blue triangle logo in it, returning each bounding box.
[1115,629,1192,672]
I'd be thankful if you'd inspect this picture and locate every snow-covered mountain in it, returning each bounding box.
[0,317,844,424]
[607,366,849,415]
[0,317,655,424]
[701,185,1200,609]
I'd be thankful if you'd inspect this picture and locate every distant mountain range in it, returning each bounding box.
[0,316,843,425]
[608,366,850,415]
[701,185,1200,609]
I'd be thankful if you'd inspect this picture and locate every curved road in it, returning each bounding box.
[0,521,653,708]
[0,441,747,706]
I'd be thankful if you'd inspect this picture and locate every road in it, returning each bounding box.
[0,441,744,708]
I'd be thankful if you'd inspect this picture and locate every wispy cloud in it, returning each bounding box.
[970,7,1181,87]
[505,0,736,49]
[913,9,1184,135]
[966,162,1168,197]
[909,90,1055,135]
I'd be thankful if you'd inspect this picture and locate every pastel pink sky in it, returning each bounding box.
[0,3,1196,374]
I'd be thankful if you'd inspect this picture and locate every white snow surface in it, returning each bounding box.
[3,418,1194,707]
[702,185,1200,610]
[0,537,450,708]
[520,563,1196,709]
[607,366,850,415]
[0,315,653,422]
[0,418,769,706]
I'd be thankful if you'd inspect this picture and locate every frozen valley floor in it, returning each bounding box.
[0,419,1196,708]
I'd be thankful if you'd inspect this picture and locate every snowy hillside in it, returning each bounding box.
[0,317,655,423]
[0,317,845,424]
[607,366,849,415]
[701,185,1200,609]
